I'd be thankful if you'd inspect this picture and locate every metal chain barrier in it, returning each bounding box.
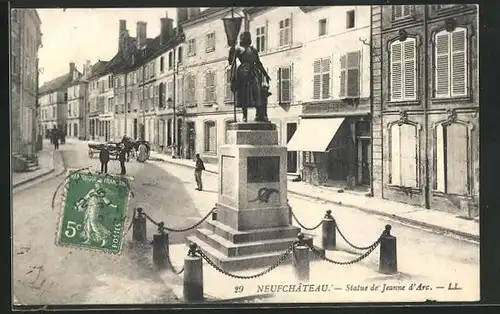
[289,207,323,231]
[306,232,384,265]
[196,242,296,279]
[163,239,184,274]
[143,207,216,233]
[335,224,381,251]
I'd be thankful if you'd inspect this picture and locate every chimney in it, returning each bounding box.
[136,21,147,49]
[187,8,201,20]
[160,17,174,46]
[176,8,188,24]
[69,62,75,76]
[118,19,127,52]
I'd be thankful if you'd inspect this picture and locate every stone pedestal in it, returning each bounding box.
[187,122,324,271]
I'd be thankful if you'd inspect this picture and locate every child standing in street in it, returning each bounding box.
[194,153,205,191]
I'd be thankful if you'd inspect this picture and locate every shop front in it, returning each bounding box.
[287,115,371,191]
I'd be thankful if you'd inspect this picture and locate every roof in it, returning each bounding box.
[39,73,73,95]
[86,60,110,80]
[181,7,232,27]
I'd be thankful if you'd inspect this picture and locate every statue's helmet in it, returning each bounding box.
[239,31,252,46]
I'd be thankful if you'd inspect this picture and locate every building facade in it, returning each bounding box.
[282,6,372,189]
[39,62,79,138]
[371,4,479,217]
[11,8,42,160]
[86,61,109,141]
[66,77,88,139]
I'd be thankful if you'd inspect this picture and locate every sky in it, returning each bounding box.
[37,8,185,85]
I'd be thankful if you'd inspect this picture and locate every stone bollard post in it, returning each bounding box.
[132,207,147,242]
[211,207,217,221]
[292,232,310,281]
[322,209,336,250]
[152,222,168,269]
[379,225,397,275]
[183,243,204,302]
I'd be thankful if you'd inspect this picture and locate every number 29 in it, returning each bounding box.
[234,285,244,293]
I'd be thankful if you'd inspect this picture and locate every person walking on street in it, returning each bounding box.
[99,145,110,174]
[51,126,59,150]
[194,153,205,191]
[118,144,127,175]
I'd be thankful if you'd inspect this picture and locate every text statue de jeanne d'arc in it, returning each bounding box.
[55,170,132,254]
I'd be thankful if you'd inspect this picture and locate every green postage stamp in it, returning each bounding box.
[55,170,132,254]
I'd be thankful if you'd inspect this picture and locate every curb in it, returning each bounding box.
[12,168,55,188]
[151,154,479,243]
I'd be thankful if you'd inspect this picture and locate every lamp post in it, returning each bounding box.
[222,8,243,122]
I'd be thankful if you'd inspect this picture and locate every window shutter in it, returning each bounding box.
[290,63,294,103]
[400,124,417,187]
[393,6,402,19]
[277,67,282,103]
[347,51,360,97]
[435,124,445,192]
[390,42,403,101]
[281,66,291,102]
[339,55,347,97]
[211,72,216,101]
[265,20,269,51]
[204,72,209,102]
[321,58,331,99]
[435,32,450,97]
[289,13,293,45]
[313,60,321,99]
[279,20,284,47]
[446,123,469,194]
[403,39,416,99]
[451,28,467,96]
[390,124,401,186]
[403,5,412,16]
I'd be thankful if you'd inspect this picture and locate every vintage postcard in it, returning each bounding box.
[11,5,479,306]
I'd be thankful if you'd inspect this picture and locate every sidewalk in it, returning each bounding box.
[12,147,56,188]
[149,151,479,242]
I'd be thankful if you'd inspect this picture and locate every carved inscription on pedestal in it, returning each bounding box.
[247,156,280,183]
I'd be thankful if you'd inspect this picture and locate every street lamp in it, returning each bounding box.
[222,8,243,122]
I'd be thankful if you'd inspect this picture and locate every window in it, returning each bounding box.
[393,5,413,20]
[178,46,183,64]
[52,107,56,118]
[318,19,327,36]
[277,66,292,104]
[435,123,469,195]
[68,103,72,117]
[390,123,418,187]
[204,121,216,153]
[145,65,149,79]
[167,80,174,105]
[206,32,215,53]
[159,82,166,108]
[340,51,361,98]
[279,18,291,47]
[224,120,233,144]
[167,119,172,146]
[64,93,68,102]
[434,27,468,98]
[256,26,266,52]
[11,9,17,22]
[346,10,355,29]
[149,85,154,99]
[186,74,196,104]
[204,71,216,102]
[435,4,455,10]
[150,62,155,78]
[107,98,113,112]
[188,38,196,56]
[160,57,164,72]
[390,38,417,101]
[224,68,233,102]
[313,58,331,100]
[168,52,173,69]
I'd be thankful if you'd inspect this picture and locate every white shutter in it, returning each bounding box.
[403,39,416,100]
[347,52,360,97]
[204,72,209,102]
[446,123,469,195]
[390,124,401,186]
[435,124,445,192]
[451,28,467,96]
[339,55,347,97]
[400,124,417,187]
[280,66,291,103]
[289,13,293,45]
[313,60,321,99]
[390,41,403,101]
[321,58,331,99]
[435,32,450,97]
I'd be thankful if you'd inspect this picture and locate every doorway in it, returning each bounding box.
[286,122,298,173]
[357,137,371,186]
[186,121,195,159]
[133,118,138,139]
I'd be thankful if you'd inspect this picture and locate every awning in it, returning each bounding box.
[287,118,345,152]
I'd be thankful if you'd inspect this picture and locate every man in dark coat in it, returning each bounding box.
[194,153,205,191]
[99,145,110,174]
[118,144,127,175]
[51,126,59,150]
